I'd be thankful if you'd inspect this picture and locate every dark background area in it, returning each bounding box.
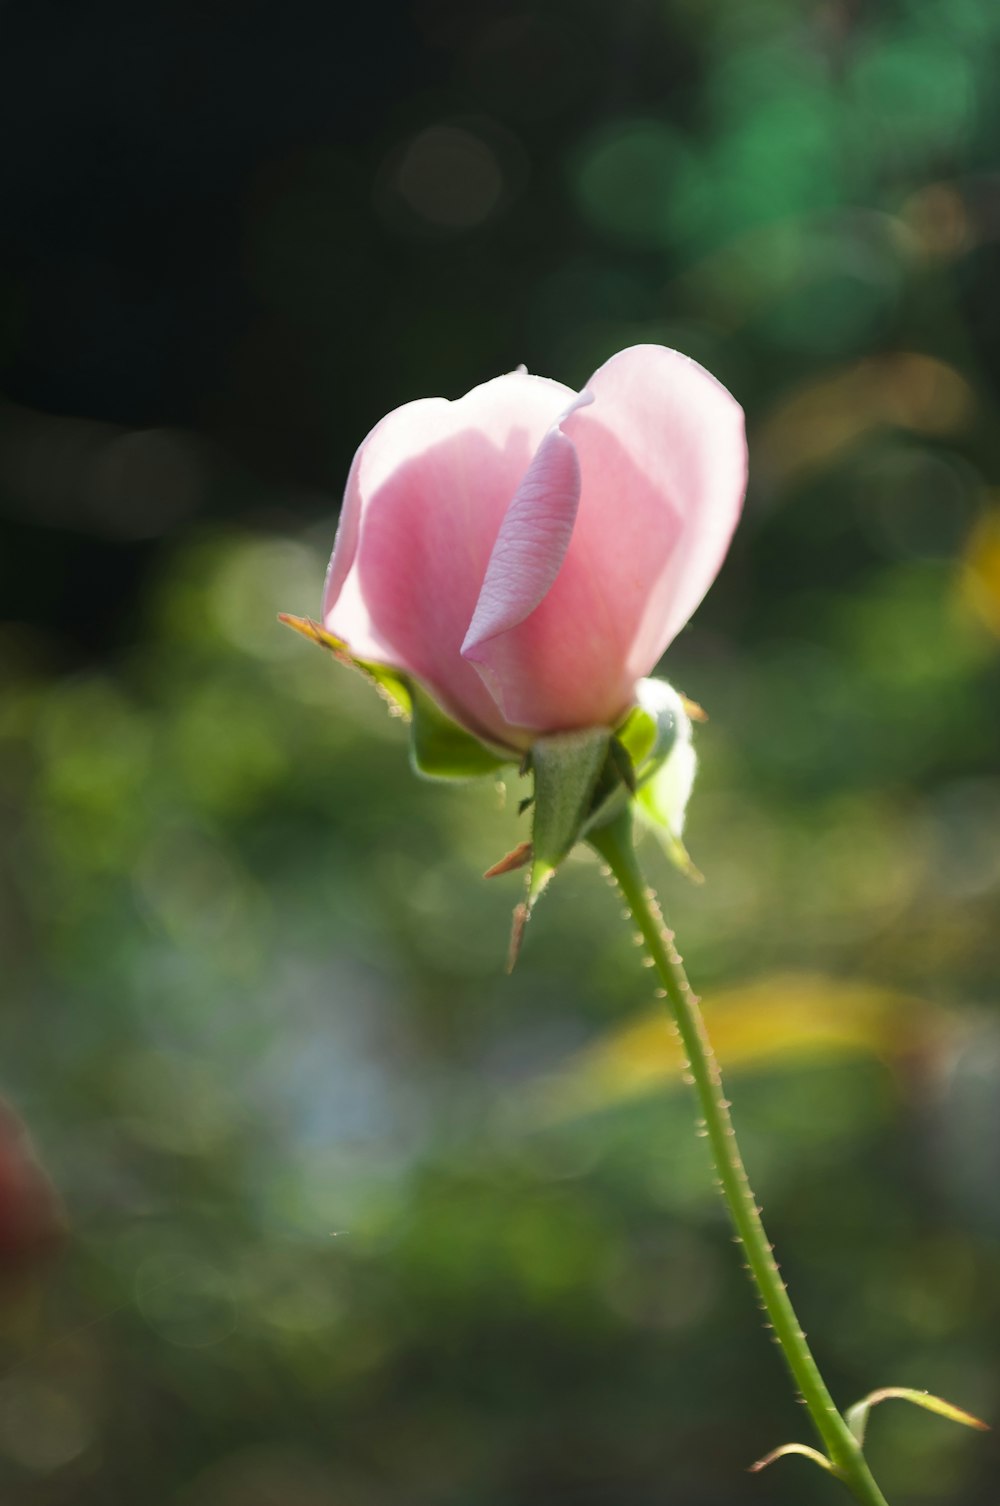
[2,1,1000,1502]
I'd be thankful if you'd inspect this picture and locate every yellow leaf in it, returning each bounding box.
[535,973,945,1125]
[960,509,1000,638]
[755,355,974,488]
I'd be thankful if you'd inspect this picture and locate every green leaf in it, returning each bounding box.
[407,684,512,780]
[530,728,611,900]
[846,1388,990,1447]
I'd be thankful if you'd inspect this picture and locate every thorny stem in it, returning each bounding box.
[590,813,890,1506]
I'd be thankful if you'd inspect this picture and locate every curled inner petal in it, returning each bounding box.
[462,391,590,658]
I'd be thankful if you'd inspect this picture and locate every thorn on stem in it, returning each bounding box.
[506,902,529,973]
[483,841,533,879]
[681,694,708,722]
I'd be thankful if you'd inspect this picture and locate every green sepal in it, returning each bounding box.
[615,700,662,770]
[608,736,637,793]
[628,680,698,874]
[500,678,699,967]
[356,657,411,715]
[577,739,633,836]
[278,614,513,780]
[621,680,682,772]
[278,614,410,713]
[529,728,611,901]
[407,683,511,780]
[583,679,689,851]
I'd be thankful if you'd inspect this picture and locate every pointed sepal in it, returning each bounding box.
[608,736,637,794]
[407,684,511,779]
[580,678,696,871]
[529,727,612,900]
[279,613,513,780]
[629,679,698,873]
[846,1387,989,1447]
[506,728,612,967]
[278,614,410,714]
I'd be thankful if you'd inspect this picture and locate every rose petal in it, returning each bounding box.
[576,345,747,674]
[323,371,574,744]
[463,345,747,730]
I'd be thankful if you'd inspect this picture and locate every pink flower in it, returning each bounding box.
[324,345,746,750]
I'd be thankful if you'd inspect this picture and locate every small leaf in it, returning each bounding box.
[749,1443,837,1476]
[408,684,512,780]
[846,1388,990,1447]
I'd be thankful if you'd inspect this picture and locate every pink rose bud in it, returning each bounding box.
[323,345,747,749]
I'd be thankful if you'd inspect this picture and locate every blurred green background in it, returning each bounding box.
[2,0,1000,1501]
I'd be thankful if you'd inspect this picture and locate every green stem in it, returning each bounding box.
[590,814,890,1506]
